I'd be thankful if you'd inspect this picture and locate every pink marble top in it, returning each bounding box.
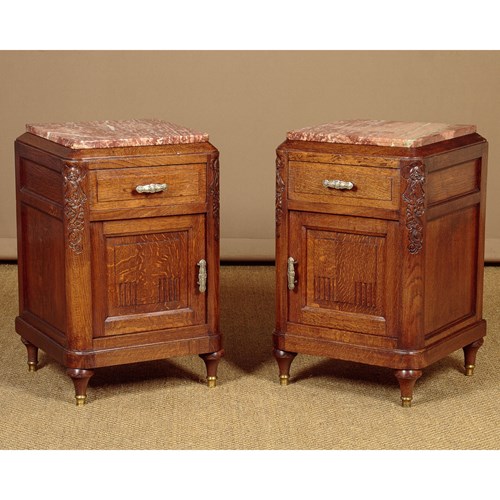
[26,119,209,149]
[286,119,477,147]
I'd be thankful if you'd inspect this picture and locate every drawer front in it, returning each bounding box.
[288,161,400,210]
[90,163,206,210]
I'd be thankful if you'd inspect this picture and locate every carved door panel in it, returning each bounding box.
[288,211,399,338]
[92,214,206,337]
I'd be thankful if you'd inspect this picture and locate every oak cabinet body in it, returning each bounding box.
[274,132,487,406]
[15,131,222,404]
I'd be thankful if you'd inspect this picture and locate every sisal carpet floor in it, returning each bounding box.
[0,263,499,450]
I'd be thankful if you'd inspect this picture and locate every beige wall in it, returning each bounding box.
[1,51,499,261]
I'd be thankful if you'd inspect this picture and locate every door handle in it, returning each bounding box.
[135,183,168,194]
[287,257,297,290]
[197,259,207,293]
[323,179,354,190]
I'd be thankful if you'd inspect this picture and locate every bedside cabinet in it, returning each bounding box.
[15,119,223,405]
[273,120,488,406]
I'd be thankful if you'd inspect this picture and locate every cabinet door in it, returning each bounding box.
[288,211,399,340]
[92,214,206,337]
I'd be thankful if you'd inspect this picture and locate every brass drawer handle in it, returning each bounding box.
[135,183,168,194]
[323,179,354,190]
[197,259,207,293]
[287,257,297,290]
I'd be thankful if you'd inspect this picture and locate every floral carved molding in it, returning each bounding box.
[402,161,425,255]
[275,153,286,237]
[63,162,87,254]
[209,155,220,240]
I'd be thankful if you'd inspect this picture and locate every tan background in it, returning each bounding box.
[1,50,499,261]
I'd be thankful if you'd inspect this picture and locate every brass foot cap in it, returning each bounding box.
[27,362,37,372]
[207,376,217,388]
[75,395,87,406]
[279,375,290,386]
[401,397,412,408]
[465,364,475,376]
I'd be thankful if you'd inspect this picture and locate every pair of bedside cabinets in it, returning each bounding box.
[14,119,488,407]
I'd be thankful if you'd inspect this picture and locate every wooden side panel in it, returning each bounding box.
[427,159,480,206]
[19,158,63,205]
[423,140,487,344]
[476,148,488,320]
[424,205,478,336]
[20,204,66,333]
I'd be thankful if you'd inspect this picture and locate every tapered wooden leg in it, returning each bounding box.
[273,349,297,386]
[21,338,38,372]
[66,369,94,406]
[463,338,484,376]
[199,349,224,388]
[394,369,422,407]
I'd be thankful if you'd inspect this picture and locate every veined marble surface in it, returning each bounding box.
[26,118,209,149]
[287,119,477,147]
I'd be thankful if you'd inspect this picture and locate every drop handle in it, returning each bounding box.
[287,257,297,290]
[323,179,354,190]
[135,183,168,194]
[197,259,207,293]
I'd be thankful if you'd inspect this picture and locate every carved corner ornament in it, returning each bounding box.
[402,161,425,255]
[63,162,87,254]
[275,153,286,237]
[209,155,220,240]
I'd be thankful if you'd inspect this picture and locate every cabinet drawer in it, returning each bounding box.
[288,161,400,210]
[90,163,206,210]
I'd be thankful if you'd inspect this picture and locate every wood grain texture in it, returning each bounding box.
[206,151,221,338]
[288,212,394,337]
[288,151,400,168]
[15,132,221,403]
[16,132,216,162]
[90,163,206,209]
[19,204,66,333]
[275,149,289,335]
[424,206,478,336]
[99,215,206,336]
[275,133,488,405]
[19,158,63,205]
[289,160,400,210]
[62,160,93,352]
[427,159,479,206]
